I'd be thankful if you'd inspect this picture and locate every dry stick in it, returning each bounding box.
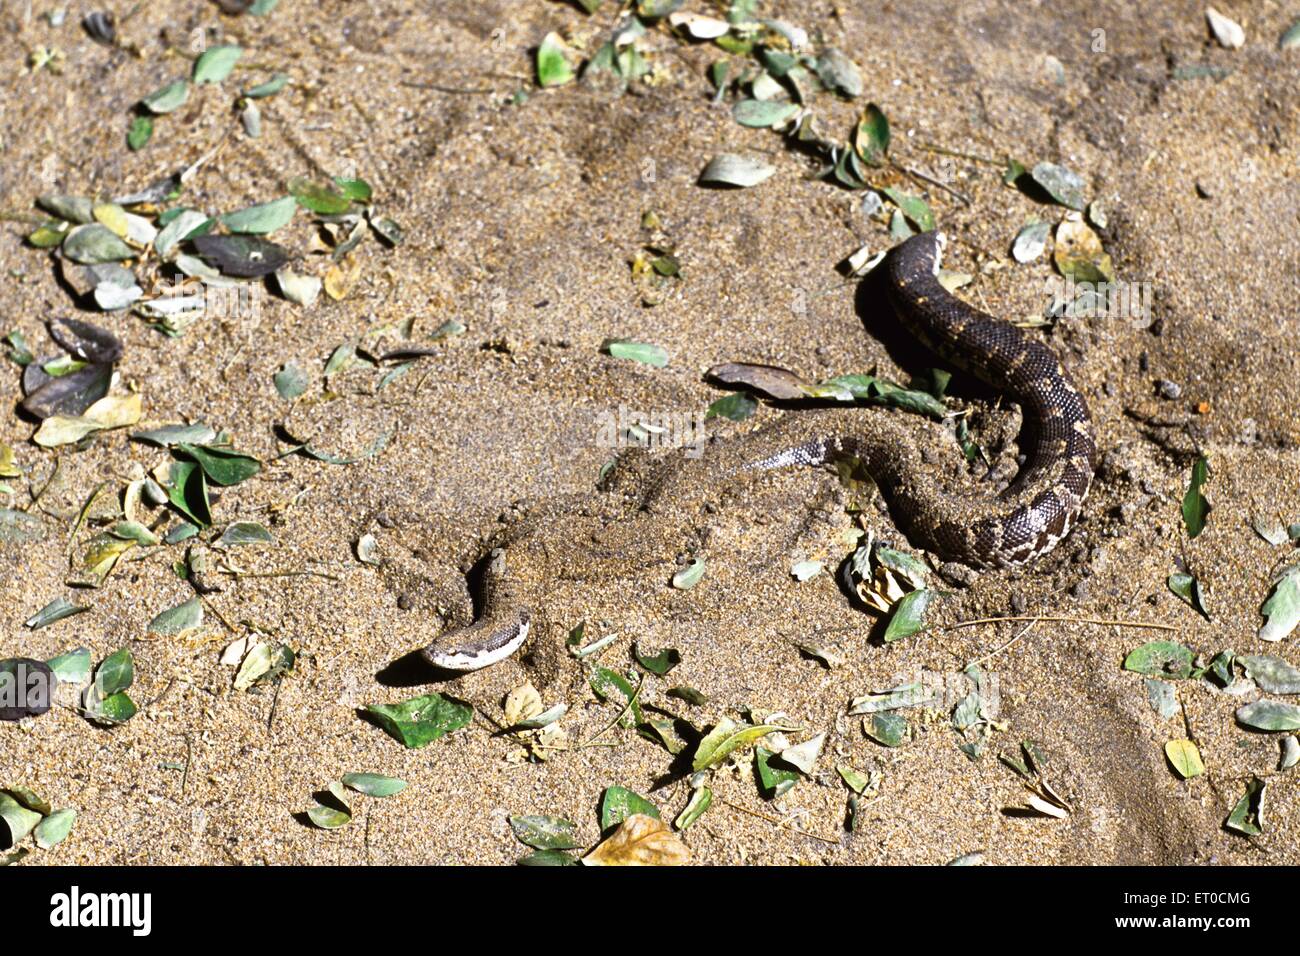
[892,160,972,206]
[400,80,497,95]
[964,620,1037,670]
[918,142,1004,166]
[718,796,840,846]
[576,675,645,750]
[946,614,1177,632]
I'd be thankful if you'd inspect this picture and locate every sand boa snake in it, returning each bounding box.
[422,232,1097,671]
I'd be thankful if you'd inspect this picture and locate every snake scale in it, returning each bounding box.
[421,231,1097,671]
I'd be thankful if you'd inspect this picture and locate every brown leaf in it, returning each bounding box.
[705,362,809,401]
[581,813,690,867]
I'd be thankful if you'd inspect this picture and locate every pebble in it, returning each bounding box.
[1155,379,1182,400]
[1010,592,1027,614]
[936,562,978,588]
[1070,580,1090,600]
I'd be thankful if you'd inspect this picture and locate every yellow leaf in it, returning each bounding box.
[324,262,361,300]
[85,393,142,427]
[1164,739,1205,779]
[33,394,142,447]
[93,202,130,238]
[581,814,689,867]
[71,533,137,588]
[504,683,543,726]
[0,442,19,478]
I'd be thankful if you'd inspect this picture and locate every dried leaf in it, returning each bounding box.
[582,813,689,866]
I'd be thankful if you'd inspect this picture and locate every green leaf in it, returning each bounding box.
[1283,18,1300,49]
[1145,679,1179,719]
[1239,655,1300,695]
[509,814,579,850]
[274,362,310,400]
[705,393,757,421]
[883,589,934,642]
[193,45,243,84]
[837,764,872,794]
[176,443,262,486]
[1167,572,1210,620]
[1164,739,1205,779]
[671,558,706,590]
[289,177,352,215]
[1123,641,1195,679]
[754,745,798,798]
[46,647,92,684]
[1029,161,1087,210]
[217,521,273,548]
[341,773,408,797]
[1259,566,1300,643]
[674,786,712,830]
[127,115,153,151]
[536,33,574,87]
[61,223,134,264]
[518,848,579,865]
[1235,700,1300,732]
[34,808,76,849]
[588,666,641,727]
[95,648,134,696]
[667,686,708,706]
[731,98,799,128]
[864,711,909,747]
[634,644,680,676]
[162,460,212,527]
[1182,456,1210,538]
[0,792,42,846]
[83,690,137,726]
[333,177,372,202]
[307,803,351,829]
[600,786,659,830]
[602,339,668,367]
[243,72,290,98]
[365,692,472,748]
[880,187,935,232]
[233,642,295,691]
[147,597,204,636]
[141,79,190,114]
[1224,777,1264,836]
[219,195,297,235]
[26,598,89,630]
[853,102,890,165]
[692,717,791,771]
[698,153,776,188]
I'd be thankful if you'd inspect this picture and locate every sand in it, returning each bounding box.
[1,0,1297,865]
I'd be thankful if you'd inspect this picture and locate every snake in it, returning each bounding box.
[421,231,1097,672]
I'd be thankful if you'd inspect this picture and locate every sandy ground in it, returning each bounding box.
[1,0,1298,865]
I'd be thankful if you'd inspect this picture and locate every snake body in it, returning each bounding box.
[422,231,1096,671]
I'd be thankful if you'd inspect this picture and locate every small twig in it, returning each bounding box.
[718,797,840,846]
[918,142,1004,166]
[946,615,1177,632]
[577,675,644,750]
[267,679,282,733]
[400,80,497,95]
[180,734,192,798]
[218,568,341,582]
[963,620,1037,670]
[892,160,971,206]
[198,594,238,634]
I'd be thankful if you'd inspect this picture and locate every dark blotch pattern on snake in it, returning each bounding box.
[422,231,1097,671]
